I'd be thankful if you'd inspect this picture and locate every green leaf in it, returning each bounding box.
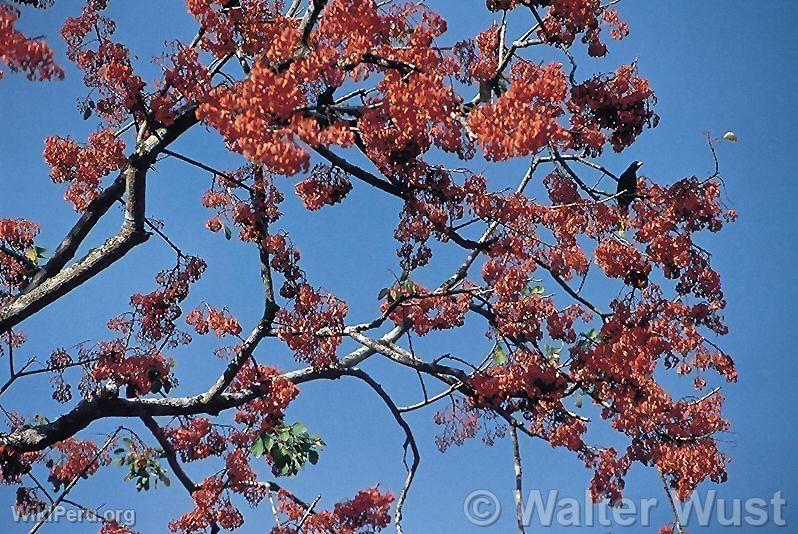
[251,437,266,457]
[492,345,507,366]
[290,423,307,436]
[271,448,287,464]
[223,224,232,240]
[377,287,390,300]
[308,450,319,465]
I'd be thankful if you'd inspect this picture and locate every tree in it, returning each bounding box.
[0,1,738,533]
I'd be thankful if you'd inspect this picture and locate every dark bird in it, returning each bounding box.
[616,160,643,228]
[221,0,240,11]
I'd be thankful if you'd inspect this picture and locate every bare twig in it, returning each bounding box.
[30,427,121,534]
[510,425,526,534]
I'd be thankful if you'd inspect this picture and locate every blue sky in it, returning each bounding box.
[1,1,796,532]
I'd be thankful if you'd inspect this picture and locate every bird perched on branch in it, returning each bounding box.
[616,160,643,229]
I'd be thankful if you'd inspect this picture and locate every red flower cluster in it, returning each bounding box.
[197,38,354,175]
[229,362,299,430]
[0,445,34,484]
[90,340,173,397]
[469,349,568,406]
[382,281,473,336]
[14,487,46,516]
[588,448,629,504]
[530,0,628,58]
[62,0,144,122]
[549,418,587,452]
[262,233,305,298]
[186,305,243,337]
[125,256,207,345]
[595,238,651,289]
[485,0,521,12]
[169,476,243,533]
[186,0,237,58]
[50,438,109,484]
[319,0,390,61]
[276,284,348,367]
[151,46,212,125]
[295,164,353,211]
[0,4,63,80]
[469,61,568,160]
[569,64,658,153]
[0,218,39,290]
[435,392,514,452]
[648,439,729,500]
[43,130,127,211]
[167,418,226,463]
[273,486,394,534]
[48,348,74,403]
[202,166,285,240]
[99,522,137,534]
[223,449,267,505]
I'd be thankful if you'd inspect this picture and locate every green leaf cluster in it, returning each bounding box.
[251,422,324,477]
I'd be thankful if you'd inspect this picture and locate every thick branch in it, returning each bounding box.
[2,109,200,333]
[140,415,198,494]
[24,109,199,292]
[0,326,405,453]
